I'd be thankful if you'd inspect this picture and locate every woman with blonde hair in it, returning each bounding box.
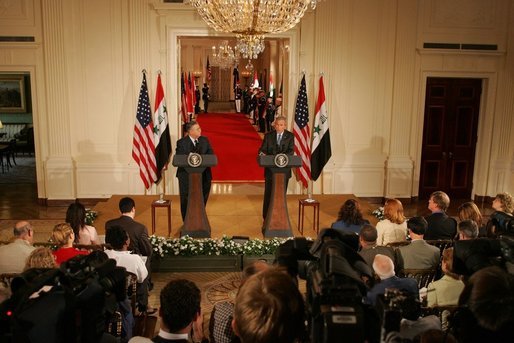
[457,201,485,237]
[486,192,514,238]
[376,198,407,245]
[24,247,57,270]
[51,223,89,265]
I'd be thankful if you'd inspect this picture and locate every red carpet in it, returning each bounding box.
[196,113,264,182]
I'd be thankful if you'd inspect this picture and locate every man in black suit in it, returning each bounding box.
[258,116,294,219]
[175,121,214,221]
[105,196,154,313]
[425,190,457,240]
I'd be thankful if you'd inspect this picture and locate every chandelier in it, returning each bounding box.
[235,34,265,60]
[187,0,319,35]
[211,40,238,69]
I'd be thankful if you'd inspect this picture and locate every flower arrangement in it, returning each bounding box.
[85,209,98,226]
[149,235,291,258]
[372,206,385,221]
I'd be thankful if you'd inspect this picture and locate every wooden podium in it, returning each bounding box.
[258,155,301,238]
[172,154,217,238]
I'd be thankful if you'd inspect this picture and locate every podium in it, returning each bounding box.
[258,154,301,238]
[172,154,217,238]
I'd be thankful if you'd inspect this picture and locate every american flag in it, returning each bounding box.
[132,73,157,189]
[293,74,311,189]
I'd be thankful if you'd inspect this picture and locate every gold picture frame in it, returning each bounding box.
[0,75,26,112]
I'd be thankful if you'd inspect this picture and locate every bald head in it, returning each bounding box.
[372,254,395,280]
[13,221,34,243]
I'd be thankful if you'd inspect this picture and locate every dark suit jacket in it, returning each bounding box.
[105,215,152,258]
[425,212,457,240]
[367,276,419,305]
[259,129,294,178]
[175,135,214,181]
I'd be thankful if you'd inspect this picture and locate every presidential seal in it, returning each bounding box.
[274,153,289,168]
[187,153,203,167]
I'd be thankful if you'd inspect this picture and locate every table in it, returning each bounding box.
[298,198,320,235]
[151,199,172,236]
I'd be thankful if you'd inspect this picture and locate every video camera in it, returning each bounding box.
[0,252,126,343]
[275,229,380,343]
[453,235,514,276]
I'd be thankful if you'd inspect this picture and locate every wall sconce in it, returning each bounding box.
[193,71,202,79]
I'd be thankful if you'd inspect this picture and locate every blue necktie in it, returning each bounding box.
[277,134,282,145]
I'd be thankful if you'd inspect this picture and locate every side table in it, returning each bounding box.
[298,199,320,235]
[151,199,172,237]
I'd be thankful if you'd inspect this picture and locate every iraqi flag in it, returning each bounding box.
[311,75,331,181]
[153,74,172,183]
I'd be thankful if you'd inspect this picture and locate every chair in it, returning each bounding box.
[126,272,138,316]
[399,268,437,289]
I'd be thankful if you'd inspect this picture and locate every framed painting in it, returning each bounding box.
[0,75,26,112]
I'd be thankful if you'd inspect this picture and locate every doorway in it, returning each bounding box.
[418,77,482,199]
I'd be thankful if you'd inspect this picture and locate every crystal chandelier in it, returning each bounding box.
[187,0,319,35]
[235,34,265,60]
[188,0,321,59]
[211,40,238,69]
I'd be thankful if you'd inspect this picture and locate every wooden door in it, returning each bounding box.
[418,78,482,199]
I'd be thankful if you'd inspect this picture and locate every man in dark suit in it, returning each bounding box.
[105,196,154,312]
[175,120,214,221]
[425,190,457,240]
[366,254,419,306]
[358,224,402,272]
[258,116,294,220]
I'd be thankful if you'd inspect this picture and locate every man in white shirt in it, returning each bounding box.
[0,221,35,273]
[105,225,147,282]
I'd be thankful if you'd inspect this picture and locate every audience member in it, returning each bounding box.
[51,223,89,265]
[457,201,485,236]
[66,201,100,245]
[129,278,208,343]
[366,254,419,306]
[426,248,464,307]
[425,191,457,240]
[209,261,269,343]
[452,266,514,342]
[457,220,479,240]
[486,192,514,238]
[105,225,150,318]
[232,267,305,343]
[0,221,36,273]
[398,217,440,270]
[331,199,370,234]
[358,224,402,272]
[105,225,148,283]
[105,197,153,259]
[24,246,57,270]
[376,198,408,245]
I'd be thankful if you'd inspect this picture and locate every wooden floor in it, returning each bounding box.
[0,178,495,237]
